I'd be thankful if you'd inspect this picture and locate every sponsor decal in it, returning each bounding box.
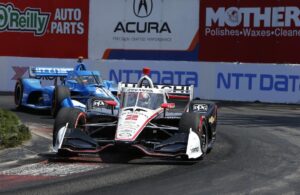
[0,3,50,36]
[118,132,133,138]
[31,67,72,74]
[50,8,85,35]
[114,22,171,34]
[110,69,198,87]
[190,146,200,153]
[193,104,208,112]
[127,88,155,93]
[199,1,300,64]
[133,0,153,18]
[0,1,88,58]
[209,116,215,124]
[205,6,300,38]
[113,0,172,43]
[29,67,73,80]
[11,66,73,81]
[93,100,105,107]
[0,3,85,36]
[11,66,28,80]
[186,129,202,159]
[217,72,300,92]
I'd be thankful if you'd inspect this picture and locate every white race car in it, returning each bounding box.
[53,68,217,160]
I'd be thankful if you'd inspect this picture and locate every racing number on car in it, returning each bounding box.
[125,114,138,121]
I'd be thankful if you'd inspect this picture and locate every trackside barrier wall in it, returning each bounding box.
[2,57,300,104]
[1,0,300,104]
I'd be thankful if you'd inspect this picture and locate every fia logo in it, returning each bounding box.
[133,0,153,18]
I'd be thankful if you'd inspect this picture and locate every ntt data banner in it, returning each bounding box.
[199,0,300,64]
[214,63,300,104]
[0,0,89,58]
[89,0,200,61]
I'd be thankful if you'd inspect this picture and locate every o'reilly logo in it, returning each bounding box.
[0,3,50,36]
[206,7,300,27]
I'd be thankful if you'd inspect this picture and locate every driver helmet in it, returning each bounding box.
[87,76,95,84]
[139,92,150,105]
[81,76,88,84]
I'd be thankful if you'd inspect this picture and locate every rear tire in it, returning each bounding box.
[51,86,70,117]
[14,79,24,109]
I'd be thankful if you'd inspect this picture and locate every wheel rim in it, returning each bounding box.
[75,113,87,132]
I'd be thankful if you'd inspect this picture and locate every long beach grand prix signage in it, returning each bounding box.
[0,1,88,58]
[199,0,300,64]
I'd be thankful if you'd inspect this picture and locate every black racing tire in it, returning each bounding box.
[51,86,70,117]
[179,112,209,156]
[200,121,209,156]
[53,107,86,149]
[179,112,201,133]
[14,79,24,109]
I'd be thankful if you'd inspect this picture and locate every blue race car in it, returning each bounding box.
[14,58,119,116]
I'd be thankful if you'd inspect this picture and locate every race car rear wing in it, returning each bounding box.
[117,82,194,101]
[29,67,73,78]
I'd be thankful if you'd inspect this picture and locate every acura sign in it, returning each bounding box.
[133,0,153,18]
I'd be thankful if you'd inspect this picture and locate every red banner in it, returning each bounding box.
[199,0,300,64]
[0,0,88,58]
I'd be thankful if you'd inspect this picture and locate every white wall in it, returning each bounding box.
[3,57,300,104]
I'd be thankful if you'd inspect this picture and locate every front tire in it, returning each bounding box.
[14,79,24,109]
[51,86,70,117]
[53,107,86,153]
[179,112,209,157]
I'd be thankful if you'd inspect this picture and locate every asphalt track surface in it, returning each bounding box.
[0,95,300,195]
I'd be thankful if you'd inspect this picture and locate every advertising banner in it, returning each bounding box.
[2,56,300,104]
[199,0,300,64]
[89,0,199,61]
[0,0,89,58]
[0,57,203,98]
[214,63,300,103]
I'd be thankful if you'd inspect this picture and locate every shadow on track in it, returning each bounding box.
[41,147,200,166]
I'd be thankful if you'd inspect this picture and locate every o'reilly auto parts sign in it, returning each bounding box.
[0,0,89,58]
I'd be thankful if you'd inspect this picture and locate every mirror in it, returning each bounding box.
[161,103,175,109]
